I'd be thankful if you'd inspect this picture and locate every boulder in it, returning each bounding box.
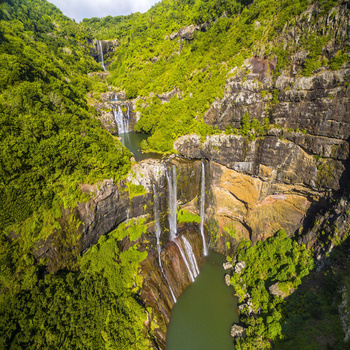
[230,324,246,338]
[223,261,233,270]
[234,261,246,274]
[178,24,200,40]
[224,274,231,286]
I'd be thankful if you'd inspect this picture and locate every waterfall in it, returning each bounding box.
[181,236,200,276]
[174,240,195,282]
[113,105,129,134]
[173,236,199,282]
[97,40,106,71]
[153,185,177,304]
[125,105,130,132]
[153,185,163,270]
[200,162,208,256]
[166,165,177,240]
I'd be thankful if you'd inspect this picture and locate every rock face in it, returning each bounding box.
[174,131,345,247]
[91,39,119,67]
[169,24,200,41]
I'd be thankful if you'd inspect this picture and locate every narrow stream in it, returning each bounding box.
[166,251,238,350]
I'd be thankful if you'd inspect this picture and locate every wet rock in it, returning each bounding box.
[224,274,231,286]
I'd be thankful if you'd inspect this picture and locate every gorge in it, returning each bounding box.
[1,0,350,349]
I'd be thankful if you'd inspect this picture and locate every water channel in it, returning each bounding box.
[166,251,238,350]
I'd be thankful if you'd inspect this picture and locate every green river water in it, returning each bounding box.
[120,133,162,161]
[166,251,238,350]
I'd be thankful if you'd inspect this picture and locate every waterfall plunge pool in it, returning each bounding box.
[119,133,162,162]
[166,251,238,350]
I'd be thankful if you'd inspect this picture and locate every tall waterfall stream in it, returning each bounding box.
[97,40,105,71]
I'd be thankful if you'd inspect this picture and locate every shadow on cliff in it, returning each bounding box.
[275,237,350,349]
[299,136,350,244]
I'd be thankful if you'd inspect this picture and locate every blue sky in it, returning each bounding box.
[48,0,160,22]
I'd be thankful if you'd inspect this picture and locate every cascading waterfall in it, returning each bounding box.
[200,162,208,256]
[153,185,177,303]
[153,185,163,270]
[166,165,177,240]
[173,240,195,282]
[112,105,129,134]
[181,236,200,276]
[97,40,106,71]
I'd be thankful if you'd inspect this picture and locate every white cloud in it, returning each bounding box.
[48,0,159,22]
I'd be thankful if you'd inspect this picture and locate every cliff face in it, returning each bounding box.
[75,157,207,348]
[172,1,350,252]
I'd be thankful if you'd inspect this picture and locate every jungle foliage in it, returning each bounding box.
[230,230,314,349]
[0,0,131,245]
[0,0,134,346]
[0,219,150,349]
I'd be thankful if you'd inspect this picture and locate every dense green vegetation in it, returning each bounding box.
[177,208,201,223]
[229,230,315,349]
[0,219,151,349]
[1,0,349,349]
[275,237,350,350]
[83,0,348,153]
[0,0,131,281]
[0,1,135,347]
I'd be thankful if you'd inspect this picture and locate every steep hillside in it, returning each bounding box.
[84,0,349,152]
[0,1,147,349]
[0,0,131,254]
[1,0,350,349]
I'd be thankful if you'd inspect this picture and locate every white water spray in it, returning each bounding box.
[200,162,208,256]
[153,185,177,303]
[97,40,106,71]
[174,240,195,282]
[113,105,129,134]
[153,185,163,270]
[166,165,177,240]
[181,236,200,276]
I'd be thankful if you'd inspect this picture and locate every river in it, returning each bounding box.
[166,251,238,350]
